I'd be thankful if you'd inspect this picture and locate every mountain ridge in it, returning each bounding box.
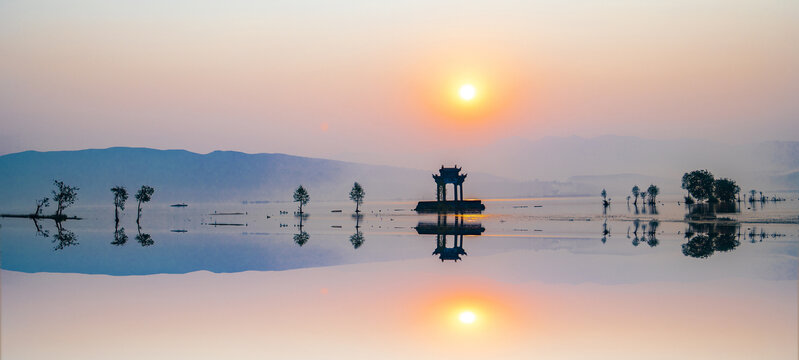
[0,147,579,209]
[2,138,796,210]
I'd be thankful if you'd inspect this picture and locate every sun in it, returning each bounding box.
[458,84,476,101]
[459,311,476,324]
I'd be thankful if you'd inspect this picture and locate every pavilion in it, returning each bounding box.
[414,166,485,213]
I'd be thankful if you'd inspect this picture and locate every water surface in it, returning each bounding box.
[1,195,797,359]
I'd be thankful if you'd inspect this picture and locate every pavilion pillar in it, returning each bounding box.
[460,184,464,202]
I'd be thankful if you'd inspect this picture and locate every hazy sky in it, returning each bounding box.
[1,0,797,164]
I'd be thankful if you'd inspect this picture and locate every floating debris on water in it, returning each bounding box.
[203,222,246,226]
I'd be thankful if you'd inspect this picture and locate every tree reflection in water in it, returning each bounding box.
[627,218,659,247]
[294,215,309,247]
[350,215,364,249]
[681,222,740,259]
[685,202,739,221]
[745,226,785,243]
[293,232,309,246]
[52,221,78,251]
[32,218,50,238]
[136,225,153,246]
[112,223,128,246]
[682,234,716,258]
[349,232,364,249]
[645,219,660,247]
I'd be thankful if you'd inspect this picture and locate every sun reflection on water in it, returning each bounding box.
[403,282,536,358]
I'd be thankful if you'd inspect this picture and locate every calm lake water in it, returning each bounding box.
[2,195,798,359]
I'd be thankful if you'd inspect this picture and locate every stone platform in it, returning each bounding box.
[413,200,485,213]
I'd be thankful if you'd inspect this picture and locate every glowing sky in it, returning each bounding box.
[1,0,797,162]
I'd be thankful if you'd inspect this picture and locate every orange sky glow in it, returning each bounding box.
[3,253,795,359]
[0,0,797,165]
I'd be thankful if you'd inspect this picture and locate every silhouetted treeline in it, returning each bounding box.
[681,170,739,204]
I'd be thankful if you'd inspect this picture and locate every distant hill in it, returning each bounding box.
[331,135,799,192]
[567,174,675,198]
[460,136,799,191]
[0,147,594,209]
[773,170,799,191]
[0,148,419,207]
[3,141,794,211]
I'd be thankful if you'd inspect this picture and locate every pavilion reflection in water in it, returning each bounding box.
[415,215,485,262]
